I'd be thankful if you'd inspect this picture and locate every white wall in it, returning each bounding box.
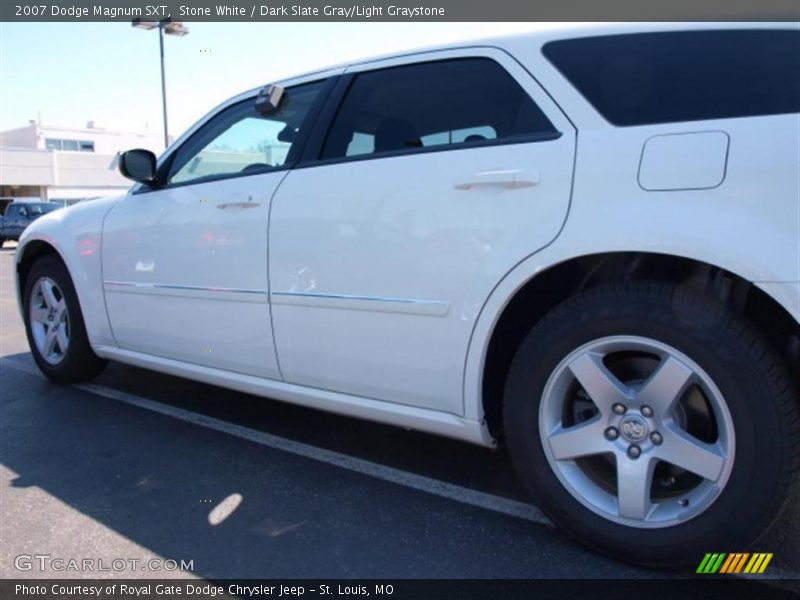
[0,123,166,155]
[0,126,38,149]
[37,126,166,155]
[0,123,161,201]
[0,147,130,199]
[0,148,56,186]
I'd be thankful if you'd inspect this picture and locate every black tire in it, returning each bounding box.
[0,238,5,247]
[504,281,800,567]
[23,254,107,383]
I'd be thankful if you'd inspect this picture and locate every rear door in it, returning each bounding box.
[268,48,576,415]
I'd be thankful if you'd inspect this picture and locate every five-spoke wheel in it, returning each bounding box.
[504,283,799,566]
[540,336,734,527]
[29,277,71,365]
[23,254,106,383]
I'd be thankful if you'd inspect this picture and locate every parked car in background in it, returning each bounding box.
[13,23,800,567]
[0,202,61,247]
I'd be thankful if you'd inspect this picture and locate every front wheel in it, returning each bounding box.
[504,282,799,566]
[23,255,107,383]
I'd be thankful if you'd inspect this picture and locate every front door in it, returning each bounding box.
[102,79,328,377]
[269,50,576,414]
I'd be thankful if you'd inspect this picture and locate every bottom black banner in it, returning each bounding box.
[2,579,798,600]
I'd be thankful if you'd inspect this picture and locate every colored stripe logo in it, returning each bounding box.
[697,553,773,574]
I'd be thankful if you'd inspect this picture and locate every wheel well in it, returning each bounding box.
[16,240,61,302]
[481,252,800,439]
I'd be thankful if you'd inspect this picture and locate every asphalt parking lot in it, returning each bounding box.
[1,244,798,584]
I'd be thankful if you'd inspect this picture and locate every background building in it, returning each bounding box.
[0,121,167,208]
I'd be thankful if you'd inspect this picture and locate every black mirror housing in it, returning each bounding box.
[119,149,157,184]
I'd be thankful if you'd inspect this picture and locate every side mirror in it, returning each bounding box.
[119,149,157,184]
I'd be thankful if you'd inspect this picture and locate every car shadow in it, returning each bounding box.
[1,351,797,584]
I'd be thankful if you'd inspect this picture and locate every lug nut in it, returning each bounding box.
[627,445,642,459]
[641,405,654,417]
[650,431,663,445]
[604,426,620,441]
[612,403,627,415]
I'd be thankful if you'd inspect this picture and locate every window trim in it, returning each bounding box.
[297,130,562,171]
[133,76,337,194]
[296,57,563,170]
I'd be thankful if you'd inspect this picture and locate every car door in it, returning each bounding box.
[268,49,576,415]
[6,205,25,238]
[102,77,331,377]
[1,205,15,238]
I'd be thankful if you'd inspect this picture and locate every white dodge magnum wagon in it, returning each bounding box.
[15,24,800,566]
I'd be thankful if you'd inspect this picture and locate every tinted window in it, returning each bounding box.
[322,59,557,160]
[45,138,96,152]
[168,80,325,185]
[28,203,59,215]
[543,30,800,126]
[9,203,56,217]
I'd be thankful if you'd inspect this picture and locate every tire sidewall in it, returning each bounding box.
[504,284,786,564]
[23,255,95,382]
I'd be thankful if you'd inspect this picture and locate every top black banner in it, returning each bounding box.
[3,0,800,22]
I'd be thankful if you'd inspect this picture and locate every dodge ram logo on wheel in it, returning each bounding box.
[620,416,648,442]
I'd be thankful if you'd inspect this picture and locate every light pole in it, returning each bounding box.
[132,18,189,148]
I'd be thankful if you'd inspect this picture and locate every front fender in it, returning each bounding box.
[15,196,123,348]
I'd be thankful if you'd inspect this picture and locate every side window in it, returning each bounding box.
[167,80,325,186]
[543,30,800,125]
[322,58,557,160]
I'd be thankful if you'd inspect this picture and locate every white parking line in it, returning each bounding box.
[1,357,553,527]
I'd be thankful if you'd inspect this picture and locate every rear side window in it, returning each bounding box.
[543,30,800,126]
[321,58,558,160]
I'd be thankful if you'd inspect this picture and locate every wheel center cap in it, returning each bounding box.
[620,415,648,442]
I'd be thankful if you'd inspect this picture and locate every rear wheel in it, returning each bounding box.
[23,255,107,383]
[504,282,799,566]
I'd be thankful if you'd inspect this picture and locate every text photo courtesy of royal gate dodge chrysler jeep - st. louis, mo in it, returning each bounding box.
[1,2,799,598]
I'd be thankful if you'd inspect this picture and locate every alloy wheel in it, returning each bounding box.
[539,336,735,528]
[29,277,71,365]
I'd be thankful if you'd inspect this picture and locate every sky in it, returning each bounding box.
[0,22,576,141]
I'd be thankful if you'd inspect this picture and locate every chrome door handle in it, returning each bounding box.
[217,202,259,209]
[217,193,262,209]
[455,169,540,191]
